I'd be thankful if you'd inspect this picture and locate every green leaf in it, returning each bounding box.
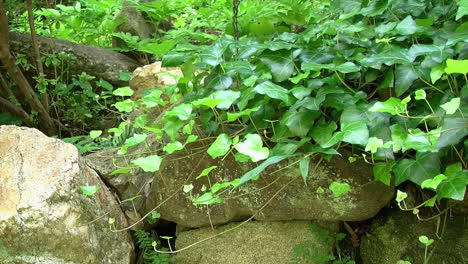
[254,81,291,105]
[204,72,233,90]
[299,158,310,186]
[89,130,102,139]
[211,90,241,110]
[260,50,295,82]
[414,89,426,100]
[207,134,232,159]
[227,107,260,122]
[365,137,384,153]
[456,0,468,20]
[390,124,407,152]
[341,121,369,145]
[437,163,468,201]
[419,236,434,246]
[113,86,134,97]
[430,64,445,84]
[200,38,231,66]
[118,134,148,155]
[163,141,184,154]
[421,174,447,189]
[395,65,418,96]
[369,97,406,115]
[192,97,224,109]
[396,16,419,35]
[185,135,198,144]
[196,166,218,179]
[440,98,460,114]
[445,59,468,75]
[437,117,468,149]
[238,155,290,185]
[393,152,440,186]
[321,131,345,148]
[193,192,223,205]
[183,120,195,135]
[165,104,192,121]
[119,72,132,81]
[114,99,135,112]
[234,134,269,162]
[286,111,317,137]
[131,155,163,172]
[335,62,361,73]
[183,184,193,193]
[289,71,310,84]
[310,120,337,147]
[402,129,438,152]
[162,119,185,141]
[373,163,392,186]
[396,190,408,202]
[329,182,351,197]
[80,185,100,196]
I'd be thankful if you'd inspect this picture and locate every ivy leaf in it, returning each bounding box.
[234,133,269,162]
[289,71,310,84]
[329,182,351,197]
[183,120,195,134]
[89,130,102,139]
[131,155,163,172]
[430,64,445,84]
[456,0,468,20]
[310,120,337,147]
[114,99,135,112]
[162,119,185,141]
[254,81,291,105]
[396,16,419,35]
[440,98,460,114]
[165,104,192,121]
[335,62,361,73]
[200,38,231,66]
[365,137,384,153]
[445,59,468,75]
[437,117,468,149]
[414,89,426,100]
[196,166,218,179]
[113,86,134,97]
[341,121,369,145]
[286,111,317,137]
[211,90,241,110]
[395,65,418,96]
[207,133,232,159]
[390,124,407,152]
[369,97,406,115]
[163,141,184,154]
[204,72,233,90]
[393,152,440,186]
[260,50,295,82]
[373,163,392,186]
[437,163,468,200]
[118,134,148,155]
[238,155,289,185]
[185,135,198,144]
[299,158,310,186]
[193,192,223,205]
[321,131,345,148]
[421,174,447,190]
[192,97,224,109]
[80,185,100,196]
[226,107,260,122]
[402,129,438,152]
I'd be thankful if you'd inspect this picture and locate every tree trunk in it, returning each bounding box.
[0,0,57,135]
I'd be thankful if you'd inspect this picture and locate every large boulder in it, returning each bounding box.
[0,126,135,264]
[361,210,468,264]
[172,220,340,264]
[145,143,395,228]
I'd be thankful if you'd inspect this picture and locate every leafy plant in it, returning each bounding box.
[134,230,170,264]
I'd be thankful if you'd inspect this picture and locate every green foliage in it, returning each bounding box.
[134,230,169,264]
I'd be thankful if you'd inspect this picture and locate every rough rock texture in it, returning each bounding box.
[129,61,182,100]
[0,126,135,264]
[361,210,468,264]
[113,0,156,48]
[172,220,339,264]
[9,32,141,86]
[145,143,395,228]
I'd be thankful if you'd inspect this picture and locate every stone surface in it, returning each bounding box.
[146,143,395,228]
[172,220,339,264]
[9,32,141,86]
[361,210,468,264]
[129,61,182,100]
[0,126,135,264]
[113,1,156,48]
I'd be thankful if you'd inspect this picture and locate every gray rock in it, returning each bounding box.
[0,126,135,264]
[361,210,468,264]
[145,142,394,228]
[172,220,340,264]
